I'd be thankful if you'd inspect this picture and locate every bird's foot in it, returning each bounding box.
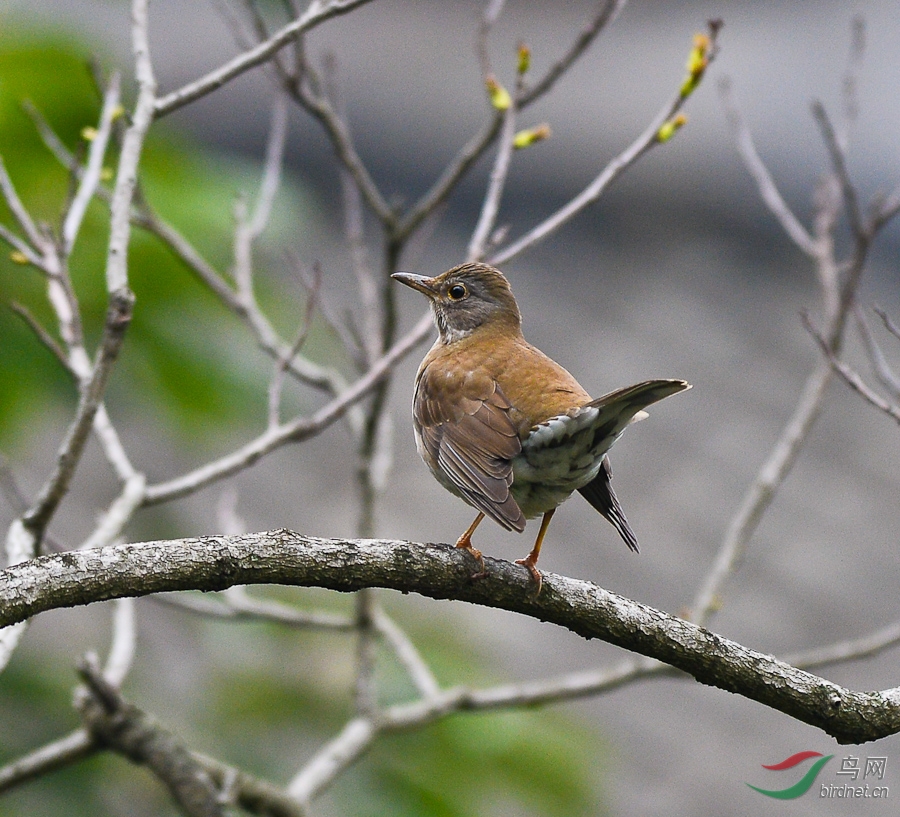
[454,537,486,579]
[515,555,543,596]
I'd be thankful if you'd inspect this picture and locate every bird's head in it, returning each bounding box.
[392,263,522,344]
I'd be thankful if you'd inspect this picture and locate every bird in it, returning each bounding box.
[392,262,689,592]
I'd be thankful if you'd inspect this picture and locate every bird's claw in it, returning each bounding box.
[454,539,486,579]
[515,556,543,596]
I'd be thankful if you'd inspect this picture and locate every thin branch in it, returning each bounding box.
[22,103,74,176]
[876,306,900,344]
[234,97,289,303]
[787,618,900,672]
[396,1,626,243]
[61,73,121,256]
[154,0,376,118]
[856,305,900,400]
[519,0,627,106]
[837,14,865,153]
[0,728,307,817]
[804,313,900,424]
[5,533,899,745]
[287,717,375,803]
[8,302,71,372]
[0,222,42,266]
[251,97,289,239]
[689,359,832,624]
[491,20,721,266]
[0,155,43,250]
[812,100,863,240]
[105,0,156,294]
[21,288,135,544]
[0,729,96,793]
[79,472,146,550]
[284,53,394,225]
[718,76,818,257]
[77,655,225,817]
[397,114,503,241]
[372,607,441,699]
[352,588,378,717]
[135,205,357,401]
[871,184,900,230]
[142,310,433,506]
[268,264,321,425]
[104,597,137,687]
[475,0,507,82]
[467,98,517,262]
[156,587,355,629]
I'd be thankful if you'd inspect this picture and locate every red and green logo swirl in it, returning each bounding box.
[746,751,834,799]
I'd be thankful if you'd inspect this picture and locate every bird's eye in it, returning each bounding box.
[447,284,468,301]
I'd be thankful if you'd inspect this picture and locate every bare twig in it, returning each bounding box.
[21,288,135,544]
[155,588,355,630]
[268,266,320,427]
[689,359,833,624]
[786,617,900,671]
[154,0,377,118]
[77,655,225,817]
[492,21,721,265]
[287,717,375,804]
[284,52,394,225]
[467,97,517,262]
[353,588,379,717]
[8,302,71,372]
[0,729,96,793]
[397,1,626,243]
[855,306,900,399]
[104,597,137,687]
[62,73,121,256]
[837,14,865,152]
[719,77,818,257]
[812,101,863,241]
[105,0,156,294]
[804,312,900,424]
[142,310,433,505]
[519,0,627,106]
[0,155,43,250]
[875,306,900,345]
[234,97,289,303]
[476,0,507,81]
[372,607,441,699]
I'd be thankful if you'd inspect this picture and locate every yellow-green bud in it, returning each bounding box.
[656,114,687,143]
[486,76,511,111]
[513,124,551,149]
[680,33,711,98]
[517,42,531,75]
[10,250,29,265]
[81,126,98,141]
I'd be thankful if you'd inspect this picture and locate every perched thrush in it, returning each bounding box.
[393,262,689,591]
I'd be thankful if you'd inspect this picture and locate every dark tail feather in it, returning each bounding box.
[578,457,639,553]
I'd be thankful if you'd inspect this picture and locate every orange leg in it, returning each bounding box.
[455,512,486,576]
[515,509,555,594]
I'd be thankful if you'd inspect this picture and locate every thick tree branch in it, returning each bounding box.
[1,531,898,745]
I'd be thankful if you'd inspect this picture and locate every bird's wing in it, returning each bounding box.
[415,365,526,531]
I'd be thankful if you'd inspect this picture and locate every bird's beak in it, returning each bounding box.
[391,272,439,298]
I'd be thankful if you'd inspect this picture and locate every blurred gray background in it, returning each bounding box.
[9,0,900,814]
